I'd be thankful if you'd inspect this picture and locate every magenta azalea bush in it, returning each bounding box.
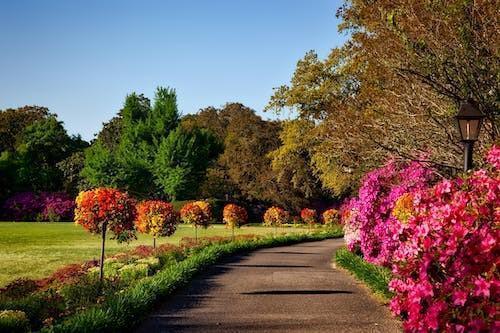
[2,192,74,221]
[341,159,434,266]
[341,146,500,332]
[389,146,499,332]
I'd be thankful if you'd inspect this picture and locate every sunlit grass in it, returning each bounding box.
[0,222,310,286]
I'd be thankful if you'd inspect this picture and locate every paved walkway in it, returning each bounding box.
[136,239,401,333]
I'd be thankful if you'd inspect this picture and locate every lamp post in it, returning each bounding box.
[455,100,485,171]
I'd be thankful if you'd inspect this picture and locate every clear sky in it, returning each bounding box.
[0,0,348,141]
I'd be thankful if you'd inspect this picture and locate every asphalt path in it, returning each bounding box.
[136,238,401,333]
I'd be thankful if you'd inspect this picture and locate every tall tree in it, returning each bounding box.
[268,0,499,194]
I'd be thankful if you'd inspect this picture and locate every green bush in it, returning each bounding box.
[335,247,393,300]
[49,230,342,332]
[0,290,64,331]
[0,310,30,333]
[118,264,149,284]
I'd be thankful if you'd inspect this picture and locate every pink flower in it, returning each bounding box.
[473,277,490,298]
[452,290,468,306]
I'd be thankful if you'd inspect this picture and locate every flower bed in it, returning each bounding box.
[340,146,500,332]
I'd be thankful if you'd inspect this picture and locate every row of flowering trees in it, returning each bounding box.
[74,194,253,281]
[263,206,339,228]
[341,146,499,332]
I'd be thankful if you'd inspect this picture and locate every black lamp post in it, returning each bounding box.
[456,100,485,171]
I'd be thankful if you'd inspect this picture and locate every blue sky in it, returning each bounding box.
[0,0,348,141]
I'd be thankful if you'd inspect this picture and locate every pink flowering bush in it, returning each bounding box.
[341,160,435,265]
[2,192,74,221]
[389,146,500,332]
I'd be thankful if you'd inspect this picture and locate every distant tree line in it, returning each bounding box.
[0,88,329,213]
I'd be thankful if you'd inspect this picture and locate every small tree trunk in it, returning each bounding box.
[153,237,156,249]
[232,226,235,241]
[195,226,198,242]
[274,225,277,236]
[99,223,107,284]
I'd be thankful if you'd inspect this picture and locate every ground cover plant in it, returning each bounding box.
[0,229,342,332]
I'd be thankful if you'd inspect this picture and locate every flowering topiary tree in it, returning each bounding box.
[300,208,318,227]
[135,200,179,248]
[74,188,136,282]
[263,206,290,233]
[180,201,211,241]
[388,146,500,332]
[223,204,248,238]
[322,208,338,226]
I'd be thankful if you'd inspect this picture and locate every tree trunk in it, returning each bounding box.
[99,223,107,284]
[153,237,156,249]
[232,226,235,240]
[195,226,198,242]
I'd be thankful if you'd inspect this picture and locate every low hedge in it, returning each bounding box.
[47,229,342,333]
[334,247,393,301]
[0,310,30,333]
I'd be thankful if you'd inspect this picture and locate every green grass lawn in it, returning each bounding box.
[0,222,309,286]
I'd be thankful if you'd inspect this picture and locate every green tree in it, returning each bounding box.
[153,127,221,200]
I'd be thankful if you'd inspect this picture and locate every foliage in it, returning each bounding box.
[0,310,30,333]
[341,160,435,266]
[82,87,220,200]
[335,248,393,301]
[300,208,318,225]
[179,201,211,228]
[222,204,248,229]
[153,127,221,200]
[322,208,338,225]
[388,146,500,332]
[267,1,499,193]
[186,103,311,210]
[2,192,74,222]
[0,111,88,201]
[134,200,178,237]
[263,206,290,227]
[56,152,88,196]
[74,188,136,242]
[268,119,326,199]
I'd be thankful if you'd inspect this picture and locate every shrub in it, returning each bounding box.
[40,192,75,221]
[1,192,43,221]
[0,310,30,333]
[300,208,318,226]
[322,208,338,225]
[340,160,434,266]
[0,279,38,300]
[135,200,179,248]
[223,204,248,231]
[1,192,75,222]
[388,146,500,332]
[263,206,290,227]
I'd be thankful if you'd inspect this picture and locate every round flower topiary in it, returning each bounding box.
[322,208,338,225]
[74,188,136,281]
[223,204,248,236]
[263,206,290,228]
[135,200,179,248]
[300,208,318,226]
